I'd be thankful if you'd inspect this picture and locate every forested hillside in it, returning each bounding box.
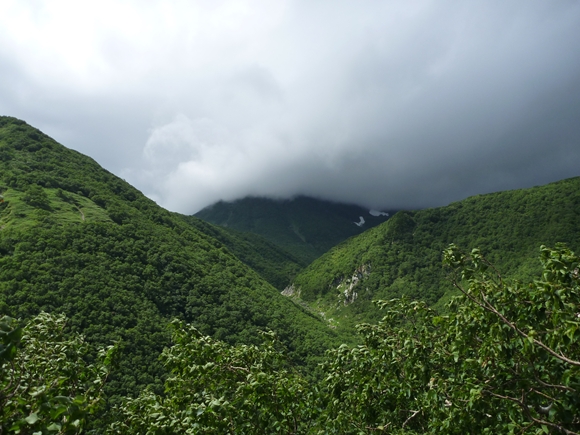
[0,116,343,399]
[1,116,579,433]
[180,215,306,290]
[4,244,579,434]
[288,176,580,328]
[195,195,393,264]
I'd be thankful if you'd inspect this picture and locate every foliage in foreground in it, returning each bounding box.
[321,243,580,434]
[107,323,314,434]
[3,244,579,434]
[0,313,113,434]
[109,244,579,434]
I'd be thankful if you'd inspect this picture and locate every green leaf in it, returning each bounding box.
[50,405,68,420]
[25,412,39,425]
[47,423,62,431]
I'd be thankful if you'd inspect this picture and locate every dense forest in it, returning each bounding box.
[3,244,579,433]
[1,116,579,433]
[179,215,306,291]
[0,116,345,399]
[285,176,580,331]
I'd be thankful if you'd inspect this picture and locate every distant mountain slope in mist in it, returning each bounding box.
[195,196,394,264]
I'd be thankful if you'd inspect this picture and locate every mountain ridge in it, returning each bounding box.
[285,175,580,330]
[0,116,344,397]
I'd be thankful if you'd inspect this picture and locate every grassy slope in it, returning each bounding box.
[0,116,343,397]
[195,195,393,264]
[289,176,580,330]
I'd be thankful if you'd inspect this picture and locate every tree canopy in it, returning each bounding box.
[5,244,573,434]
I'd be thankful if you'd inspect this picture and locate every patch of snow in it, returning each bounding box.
[354,216,365,227]
[369,209,389,217]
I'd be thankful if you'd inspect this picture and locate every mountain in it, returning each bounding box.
[180,215,306,290]
[2,116,579,433]
[286,176,580,330]
[195,195,394,264]
[0,116,343,397]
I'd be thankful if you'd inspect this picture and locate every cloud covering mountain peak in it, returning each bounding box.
[2,1,579,213]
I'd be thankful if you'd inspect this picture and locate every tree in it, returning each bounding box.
[319,244,580,434]
[107,321,314,435]
[440,243,580,434]
[22,184,50,209]
[1,313,113,434]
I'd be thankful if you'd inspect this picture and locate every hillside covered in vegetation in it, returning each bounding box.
[0,116,344,399]
[1,116,579,434]
[180,215,306,290]
[3,243,579,434]
[286,176,580,329]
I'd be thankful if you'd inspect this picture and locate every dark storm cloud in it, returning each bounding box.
[1,1,579,213]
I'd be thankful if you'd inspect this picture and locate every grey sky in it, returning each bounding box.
[1,0,579,214]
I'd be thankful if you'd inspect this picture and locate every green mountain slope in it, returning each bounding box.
[180,215,306,290]
[0,116,343,397]
[195,195,393,264]
[288,177,580,329]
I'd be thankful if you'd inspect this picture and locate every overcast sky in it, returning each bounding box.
[1,1,579,214]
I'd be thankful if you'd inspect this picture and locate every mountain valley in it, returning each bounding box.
[1,116,579,433]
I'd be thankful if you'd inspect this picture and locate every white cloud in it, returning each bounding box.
[1,1,580,213]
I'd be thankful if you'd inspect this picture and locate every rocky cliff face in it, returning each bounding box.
[282,264,371,305]
[281,283,300,297]
[334,264,372,305]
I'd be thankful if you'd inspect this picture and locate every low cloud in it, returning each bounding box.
[2,1,580,213]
